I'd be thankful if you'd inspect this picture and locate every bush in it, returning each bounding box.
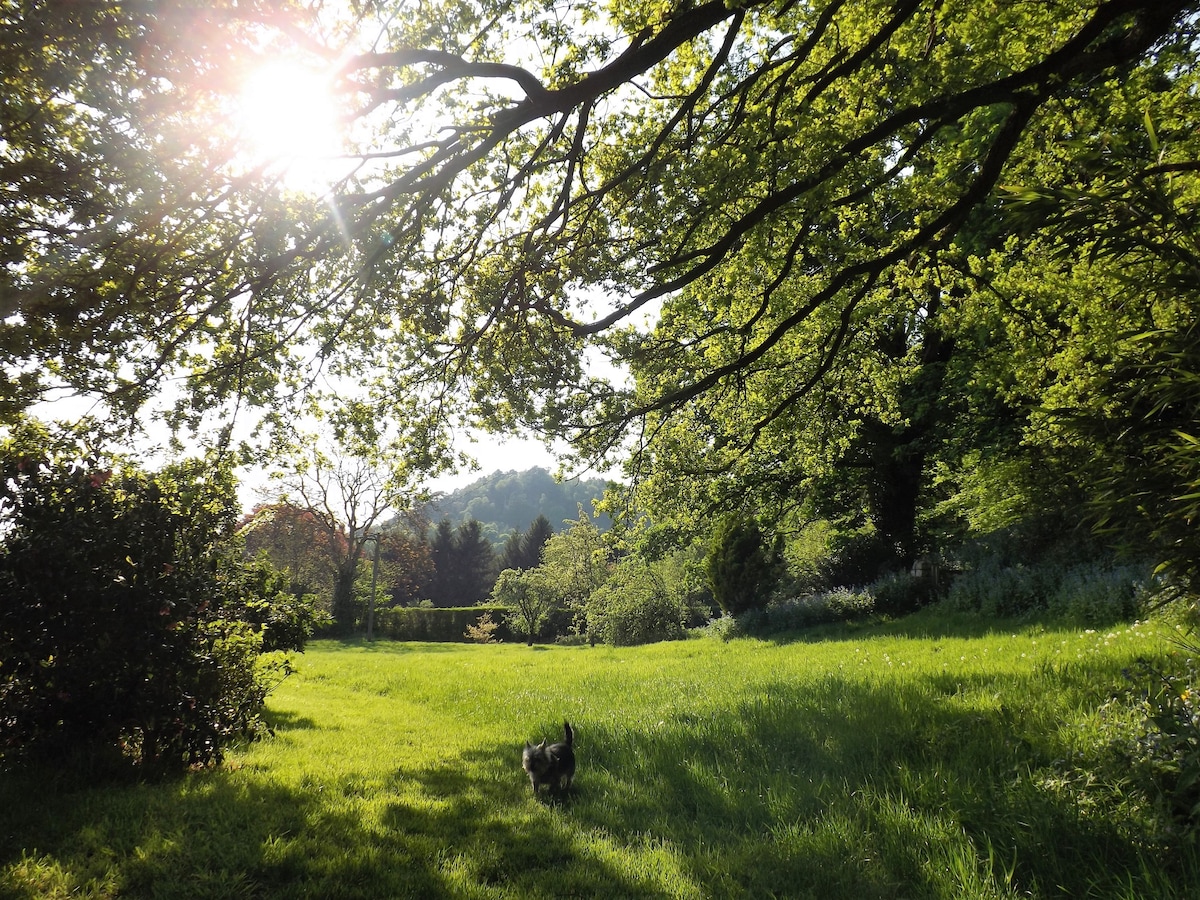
[584,561,684,646]
[763,587,876,631]
[465,611,501,643]
[697,587,875,639]
[375,605,513,642]
[1046,563,1150,626]
[944,556,1150,623]
[943,559,1058,616]
[1117,648,1200,832]
[705,514,779,615]
[0,445,315,774]
[697,613,745,641]
[868,570,937,618]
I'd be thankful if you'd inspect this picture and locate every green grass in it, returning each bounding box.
[3,613,1199,898]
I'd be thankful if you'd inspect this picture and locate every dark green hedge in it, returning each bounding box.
[375,606,513,642]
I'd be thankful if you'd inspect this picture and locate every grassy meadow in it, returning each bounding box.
[3,613,1199,898]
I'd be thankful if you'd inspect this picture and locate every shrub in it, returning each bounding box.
[1046,563,1150,626]
[696,587,875,639]
[868,570,936,618]
[943,559,1058,616]
[944,556,1150,623]
[375,605,512,642]
[1117,648,1200,832]
[705,514,779,615]
[697,613,745,641]
[762,587,875,631]
[584,561,684,646]
[0,445,315,774]
[465,611,501,643]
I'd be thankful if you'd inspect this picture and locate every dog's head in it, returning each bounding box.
[522,739,550,776]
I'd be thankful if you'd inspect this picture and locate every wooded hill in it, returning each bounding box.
[417,467,612,542]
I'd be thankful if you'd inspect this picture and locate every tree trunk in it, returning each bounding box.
[331,561,358,634]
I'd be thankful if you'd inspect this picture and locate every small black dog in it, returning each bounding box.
[522,721,575,796]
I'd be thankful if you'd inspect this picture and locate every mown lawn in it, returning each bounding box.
[2,613,1198,898]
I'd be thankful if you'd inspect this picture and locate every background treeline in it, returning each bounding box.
[413,467,611,542]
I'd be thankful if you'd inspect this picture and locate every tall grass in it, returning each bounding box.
[2,613,1198,898]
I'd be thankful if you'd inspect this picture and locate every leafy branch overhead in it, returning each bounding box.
[4,0,1194,457]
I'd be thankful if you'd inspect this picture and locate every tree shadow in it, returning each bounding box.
[3,655,1195,898]
[380,743,668,896]
[262,708,319,732]
[762,609,1061,645]
[545,667,1195,897]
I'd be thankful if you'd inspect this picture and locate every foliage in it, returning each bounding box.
[945,559,1151,625]
[374,605,512,643]
[1116,646,1200,833]
[269,419,438,634]
[0,0,320,428]
[868,570,939,618]
[500,513,555,571]
[532,509,612,634]
[816,526,902,590]
[1048,564,1152,628]
[1003,135,1200,602]
[421,469,609,542]
[705,514,779,616]
[583,559,684,646]
[716,586,876,637]
[377,529,434,608]
[240,557,328,653]
[241,503,340,613]
[0,437,314,773]
[3,1,1191,542]
[464,611,501,644]
[492,569,557,644]
[428,518,498,606]
[646,542,715,627]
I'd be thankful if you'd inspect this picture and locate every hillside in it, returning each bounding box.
[417,466,613,541]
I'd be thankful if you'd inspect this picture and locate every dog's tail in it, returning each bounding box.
[563,721,574,746]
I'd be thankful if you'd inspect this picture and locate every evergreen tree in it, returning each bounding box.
[500,513,556,571]
[521,514,555,569]
[706,515,778,616]
[427,518,498,605]
[453,519,499,605]
[500,530,526,572]
[428,519,458,606]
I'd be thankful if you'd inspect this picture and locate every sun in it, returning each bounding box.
[234,59,344,187]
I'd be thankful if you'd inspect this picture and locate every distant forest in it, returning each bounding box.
[417,467,612,543]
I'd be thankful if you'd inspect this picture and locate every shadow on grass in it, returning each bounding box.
[0,743,666,898]
[554,666,1197,898]
[3,653,1196,899]
[0,765,457,899]
[262,707,320,732]
[763,608,1057,646]
[380,744,670,897]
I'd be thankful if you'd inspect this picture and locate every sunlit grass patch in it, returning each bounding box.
[2,615,1198,898]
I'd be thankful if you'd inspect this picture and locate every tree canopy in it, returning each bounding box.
[5,1,1189,427]
[5,0,1200,587]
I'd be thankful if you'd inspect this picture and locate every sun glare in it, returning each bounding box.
[235,60,344,187]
